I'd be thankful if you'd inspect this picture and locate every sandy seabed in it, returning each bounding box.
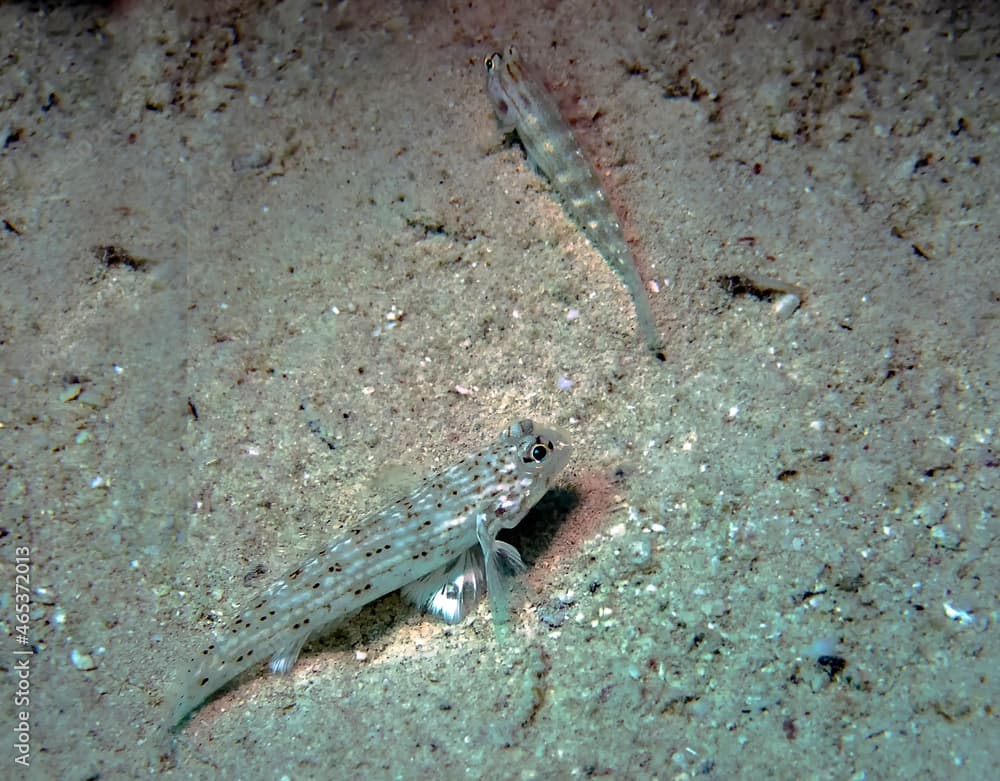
[1,1,997,778]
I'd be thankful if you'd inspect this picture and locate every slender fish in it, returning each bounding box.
[485,45,660,352]
[168,419,571,726]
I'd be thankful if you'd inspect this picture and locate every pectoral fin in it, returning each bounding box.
[401,548,486,624]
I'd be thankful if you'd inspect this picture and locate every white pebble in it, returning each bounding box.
[773,293,801,319]
[943,602,979,627]
[70,648,97,671]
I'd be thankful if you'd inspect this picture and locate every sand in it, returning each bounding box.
[1,1,996,778]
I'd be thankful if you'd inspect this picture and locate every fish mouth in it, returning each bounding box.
[533,424,573,479]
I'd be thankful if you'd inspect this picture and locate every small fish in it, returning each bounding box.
[168,419,571,727]
[484,45,661,353]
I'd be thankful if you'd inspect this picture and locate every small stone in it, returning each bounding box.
[625,537,652,568]
[59,384,82,403]
[538,597,573,628]
[232,145,272,173]
[70,648,97,671]
[773,292,801,319]
[77,389,105,408]
[929,524,961,550]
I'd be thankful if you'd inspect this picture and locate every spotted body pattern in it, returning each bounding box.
[485,45,660,352]
[169,420,571,726]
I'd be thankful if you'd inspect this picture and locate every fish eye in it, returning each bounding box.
[485,53,500,70]
[529,443,549,462]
